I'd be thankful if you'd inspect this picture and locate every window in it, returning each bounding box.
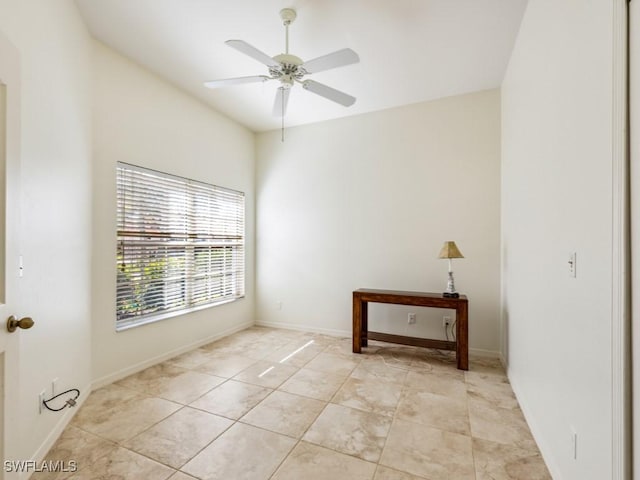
[116,162,245,330]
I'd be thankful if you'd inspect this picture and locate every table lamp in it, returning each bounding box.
[438,241,464,298]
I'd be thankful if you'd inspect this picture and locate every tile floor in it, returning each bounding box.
[34,326,552,480]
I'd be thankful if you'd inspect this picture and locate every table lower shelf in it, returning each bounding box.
[368,331,456,351]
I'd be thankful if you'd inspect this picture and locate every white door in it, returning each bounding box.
[0,30,22,479]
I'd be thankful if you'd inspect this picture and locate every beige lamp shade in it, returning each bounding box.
[438,241,464,259]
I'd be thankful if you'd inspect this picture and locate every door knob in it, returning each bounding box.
[7,315,34,333]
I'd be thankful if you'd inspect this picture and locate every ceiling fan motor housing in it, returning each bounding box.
[271,53,305,87]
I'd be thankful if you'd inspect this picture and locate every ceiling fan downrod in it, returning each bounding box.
[280,8,296,55]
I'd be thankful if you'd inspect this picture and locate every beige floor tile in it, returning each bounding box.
[189,379,271,419]
[371,346,419,369]
[195,353,257,378]
[360,340,398,354]
[30,426,117,480]
[303,403,392,462]
[240,390,325,438]
[202,339,287,361]
[201,332,265,352]
[168,473,198,480]
[264,339,325,367]
[410,348,458,374]
[470,355,504,369]
[396,388,470,435]
[115,363,184,388]
[181,422,296,480]
[465,369,509,387]
[307,333,347,347]
[380,419,475,480]
[279,367,347,401]
[272,441,377,480]
[468,400,538,451]
[473,437,551,480]
[166,348,215,369]
[332,377,402,417]
[243,341,290,360]
[70,384,144,426]
[72,396,181,444]
[201,331,291,359]
[465,358,508,385]
[305,352,361,376]
[404,369,467,398]
[232,360,299,388]
[66,447,174,480]
[466,369,509,387]
[117,363,225,404]
[351,357,408,385]
[123,407,233,468]
[373,466,427,480]
[323,337,359,356]
[467,378,519,409]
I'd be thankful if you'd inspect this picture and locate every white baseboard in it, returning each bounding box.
[92,320,254,389]
[507,367,562,480]
[25,381,92,480]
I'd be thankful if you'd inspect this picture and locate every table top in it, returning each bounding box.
[354,288,467,301]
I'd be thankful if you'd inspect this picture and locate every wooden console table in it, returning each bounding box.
[352,289,469,370]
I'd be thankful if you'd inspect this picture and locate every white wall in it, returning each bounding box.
[0,0,93,466]
[256,90,501,354]
[501,1,614,478]
[91,42,255,385]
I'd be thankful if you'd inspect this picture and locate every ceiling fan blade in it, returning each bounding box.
[204,75,270,89]
[226,40,280,68]
[302,48,359,74]
[272,87,290,117]
[302,80,356,107]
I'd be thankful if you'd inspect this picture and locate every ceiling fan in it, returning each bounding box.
[203,8,360,118]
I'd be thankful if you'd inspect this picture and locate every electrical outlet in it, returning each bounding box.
[39,390,46,414]
[52,377,59,396]
[408,313,416,324]
[443,316,451,328]
[276,301,282,310]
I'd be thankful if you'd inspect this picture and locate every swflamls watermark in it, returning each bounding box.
[4,460,78,473]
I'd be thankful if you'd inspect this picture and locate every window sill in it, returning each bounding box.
[115,296,244,332]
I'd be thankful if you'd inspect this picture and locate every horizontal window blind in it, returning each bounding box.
[116,162,245,328]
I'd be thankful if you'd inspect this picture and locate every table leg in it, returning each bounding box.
[353,295,362,353]
[456,302,469,370]
[362,301,368,347]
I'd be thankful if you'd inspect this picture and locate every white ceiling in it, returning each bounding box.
[75,0,528,132]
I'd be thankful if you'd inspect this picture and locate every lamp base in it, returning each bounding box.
[442,292,460,298]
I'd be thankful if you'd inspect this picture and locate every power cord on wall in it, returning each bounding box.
[42,389,80,412]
